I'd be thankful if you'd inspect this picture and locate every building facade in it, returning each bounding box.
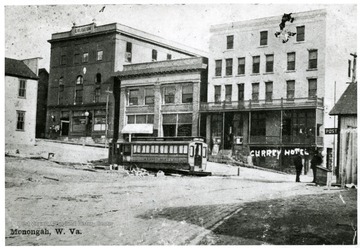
[201,9,356,172]
[5,58,39,145]
[115,57,208,141]
[36,68,49,138]
[46,22,204,142]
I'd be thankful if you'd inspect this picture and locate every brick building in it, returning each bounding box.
[46,22,204,142]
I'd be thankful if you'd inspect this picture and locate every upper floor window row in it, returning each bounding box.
[60,50,104,66]
[214,48,317,77]
[225,26,306,50]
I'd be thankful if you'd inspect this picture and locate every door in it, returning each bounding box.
[61,121,69,136]
[194,143,203,169]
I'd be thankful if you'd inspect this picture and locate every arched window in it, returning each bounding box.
[95,73,102,84]
[76,75,83,85]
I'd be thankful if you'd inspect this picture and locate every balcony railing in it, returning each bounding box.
[200,97,324,112]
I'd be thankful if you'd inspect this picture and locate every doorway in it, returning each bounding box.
[61,121,69,136]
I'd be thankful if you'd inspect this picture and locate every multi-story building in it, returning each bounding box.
[36,68,49,138]
[114,57,208,142]
[46,22,205,142]
[5,57,39,146]
[201,9,356,172]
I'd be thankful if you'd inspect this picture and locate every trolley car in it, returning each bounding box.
[109,137,211,176]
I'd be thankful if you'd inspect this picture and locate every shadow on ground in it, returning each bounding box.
[137,189,357,245]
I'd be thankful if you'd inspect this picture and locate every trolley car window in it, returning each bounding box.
[146,145,150,153]
[123,145,131,155]
[154,145,159,153]
[133,145,137,153]
[169,145,174,154]
[190,146,194,157]
[173,145,178,154]
[179,145,183,154]
[203,147,207,158]
[184,145,188,154]
[137,145,141,153]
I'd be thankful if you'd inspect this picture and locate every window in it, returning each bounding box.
[225,58,233,76]
[59,85,64,104]
[129,89,139,105]
[164,85,175,104]
[265,54,274,73]
[182,84,193,103]
[74,53,80,64]
[252,83,259,102]
[287,52,296,71]
[227,35,234,49]
[167,54,172,60]
[18,79,26,98]
[152,49,157,61]
[145,88,154,105]
[308,50,318,69]
[97,50,103,61]
[211,114,222,137]
[93,109,106,131]
[61,55,67,65]
[238,57,245,75]
[286,80,295,100]
[238,84,244,102]
[308,79,317,99]
[251,112,266,136]
[215,60,222,76]
[260,31,268,46]
[225,85,232,102]
[76,75,83,85]
[75,84,83,104]
[127,114,154,124]
[265,81,273,102]
[95,73,102,84]
[16,111,25,131]
[94,88,100,103]
[252,56,260,74]
[177,114,192,136]
[348,59,352,78]
[296,26,305,42]
[82,52,89,63]
[125,42,132,62]
[214,85,221,103]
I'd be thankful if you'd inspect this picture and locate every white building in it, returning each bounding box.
[200,9,356,173]
[5,58,39,146]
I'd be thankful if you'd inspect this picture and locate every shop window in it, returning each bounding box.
[251,112,266,136]
[16,111,25,131]
[238,57,245,75]
[211,114,222,137]
[182,84,193,103]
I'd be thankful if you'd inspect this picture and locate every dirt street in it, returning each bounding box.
[5,154,357,246]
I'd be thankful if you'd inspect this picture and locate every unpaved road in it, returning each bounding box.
[5,156,357,245]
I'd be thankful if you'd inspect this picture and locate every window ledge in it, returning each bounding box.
[307,68,318,71]
[250,73,260,76]
[16,129,25,132]
[224,75,233,78]
[235,74,245,77]
[212,76,222,79]
[286,70,296,73]
[258,45,268,48]
[263,72,274,75]
[294,41,305,44]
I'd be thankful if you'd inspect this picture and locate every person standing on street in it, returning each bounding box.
[311,151,323,183]
[293,155,303,182]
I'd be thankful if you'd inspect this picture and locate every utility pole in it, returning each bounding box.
[105,88,113,149]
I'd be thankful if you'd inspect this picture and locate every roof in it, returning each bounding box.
[5,58,39,80]
[329,83,357,115]
[116,57,208,79]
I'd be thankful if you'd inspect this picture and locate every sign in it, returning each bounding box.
[72,24,94,35]
[250,148,309,158]
[325,128,338,135]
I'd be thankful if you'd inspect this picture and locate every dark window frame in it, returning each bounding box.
[252,56,260,74]
[287,52,296,71]
[225,58,233,76]
[286,80,295,101]
[214,85,221,103]
[16,110,25,131]
[227,35,234,49]
[265,81,273,102]
[296,26,305,42]
[237,57,245,75]
[308,50,318,69]
[238,84,244,102]
[308,78,317,99]
[265,54,274,73]
[125,42,132,62]
[252,83,259,102]
[152,49,157,62]
[260,31,268,46]
[215,60,222,77]
[225,85,232,103]
[182,84,193,103]
[18,79,26,98]
[129,89,139,106]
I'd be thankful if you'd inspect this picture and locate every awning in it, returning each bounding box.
[121,124,153,134]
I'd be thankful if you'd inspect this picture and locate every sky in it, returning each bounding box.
[3,1,358,71]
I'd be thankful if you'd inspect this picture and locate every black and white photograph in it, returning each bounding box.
[3,1,358,246]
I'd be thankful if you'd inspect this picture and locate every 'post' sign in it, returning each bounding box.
[325,128,338,135]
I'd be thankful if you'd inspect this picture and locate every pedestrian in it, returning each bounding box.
[293,154,303,182]
[310,151,323,183]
